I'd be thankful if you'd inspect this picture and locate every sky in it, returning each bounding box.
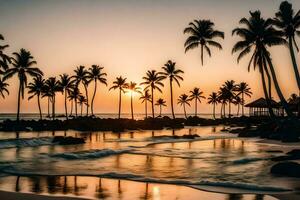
[0,0,299,115]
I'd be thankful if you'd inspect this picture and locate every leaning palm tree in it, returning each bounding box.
[155,98,167,117]
[273,1,300,92]
[235,82,252,116]
[189,87,205,117]
[28,76,45,120]
[67,86,81,117]
[109,76,128,119]
[232,11,293,117]
[177,94,190,119]
[207,92,218,119]
[184,20,224,65]
[141,70,164,118]
[73,66,90,116]
[127,81,142,120]
[0,34,11,73]
[160,60,184,119]
[59,74,75,120]
[3,48,43,121]
[44,77,62,120]
[222,80,237,118]
[87,65,107,116]
[0,77,9,98]
[78,95,87,116]
[139,90,152,118]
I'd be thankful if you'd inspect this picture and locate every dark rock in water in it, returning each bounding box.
[287,149,300,156]
[270,162,300,177]
[181,134,200,139]
[265,150,283,153]
[271,149,300,161]
[52,136,85,145]
[153,134,200,140]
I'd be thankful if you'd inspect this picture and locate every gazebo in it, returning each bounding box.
[245,98,283,116]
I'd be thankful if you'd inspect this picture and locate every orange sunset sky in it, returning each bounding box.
[0,0,299,115]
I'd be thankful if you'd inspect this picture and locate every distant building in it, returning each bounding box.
[245,98,284,116]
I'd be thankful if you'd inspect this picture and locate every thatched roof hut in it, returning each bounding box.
[245,98,283,116]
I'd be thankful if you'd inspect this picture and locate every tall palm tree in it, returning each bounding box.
[160,60,184,119]
[177,94,190,119]
[141,70,164,118]
[235,82,252,116]
[273,1,300,93]
[127,81,142,120]
[73,66,90,116]
[41,84,52,117]
[28,76,45,120]
[59,74,74,120]
[218,87,228,118]
[0,34,11,73]
[3,49,43,121]
[139,90,151,118]
[184,20,224,65]
[44,77,62,120]
[109,76,128,119]
[0,77,9,98]
[78,95,87,116]
[155,98,166,117]
[207,92,218,119]
[87,65,107,116]
[68,86,81,117]
[232,11,293,117]
[222,80,237,118]
[189,87,205,117]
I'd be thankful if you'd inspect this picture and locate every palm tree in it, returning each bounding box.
[273,1,300,93]
[184,20,224,65]
[68,86,81,117]
[73,66,90,116]
[127,81,142,120]
[207,92,218,119]
[235,82,252,116]
[222,80,237,118]
[218,87,228,118]
[28,76,45,120]
[87,65,107,116]
[78,95,87,116]
[177,94,190,119]
[141,70,164,118]
[189,87,205,117]
[233,96,243,116]
[44,77,62,120]
[160,60,184,119]
[232,11,293,117]
[0,77,9,98]
[0,34,11,73]
[109,76,128,119]
[155,98,166,117]
[139,90,151,118]
[3,49,43,121]
[59,74,74,120]
[41,84,52,117]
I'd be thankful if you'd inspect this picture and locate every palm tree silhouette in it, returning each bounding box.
[87,65,107,116]
[184,20,224,65]
[78,95,87,116]
[59,74,75,120]
[273,1,300,93]
[160,60,184,119]
[68,86,81,117]
[41,84,52,117]
[44,77,62,120]
[207,92,218,119]
[218,87,228,118]
[232,11,293,117]
[155,98,166,117]
[222,80,237,118]
[189,87,205,117]
[109,76,128,119]
[3,49,43,121]
[141,70,164,118]
[127,81,142,120]
[73,66,90,116]
[0,77,9,98]
[235,82,252,116]
[177,94,190,119]
[233,95,243,116]
[0,34,11,73]
[28,76,45,120]
[139,90,152,118]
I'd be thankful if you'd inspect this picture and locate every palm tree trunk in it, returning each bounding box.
[118,89,121,119]
[145,100,147,118]
[75,98,78,117]
[64,90,68,120]
[47,97,50,117]
[213,103,215,119]
[183,103,187,119]
[84,84,89,116]
[130,92,134,120]
[237,104,240,116]
[170,79,175,119]
[70,100,73,116]
[265,53,294,117]
[262,61,272,99]
[91,80,97,116]
[159,105,162,116]
[220,103,223,118]
[151,87,154,118]
[289,37,300,91]
[201,44,204,66]
[229,102,231,118]
[17,82,21,121]
[260,64,275,118]
[52,95,55,120]
[37,94,42,120]
[242,93,244,116]
[195,99,197,117]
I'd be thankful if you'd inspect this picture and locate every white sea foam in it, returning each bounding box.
[0,137,53,149]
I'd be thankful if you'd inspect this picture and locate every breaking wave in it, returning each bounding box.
[0,137,53,149]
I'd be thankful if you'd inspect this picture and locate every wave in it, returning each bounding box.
[51,148,132,160]
[0,137,53,149]
[231,157,267,165]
